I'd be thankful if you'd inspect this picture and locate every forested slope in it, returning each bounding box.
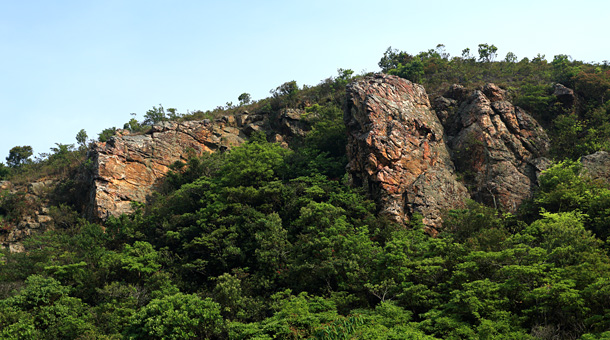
[1,45,610,339]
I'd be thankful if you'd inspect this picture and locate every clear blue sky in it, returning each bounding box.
[1,0,608,162]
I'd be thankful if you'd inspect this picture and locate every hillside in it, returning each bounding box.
[1,45,610,339]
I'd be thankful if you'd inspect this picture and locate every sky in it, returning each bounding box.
[1,0,609,162]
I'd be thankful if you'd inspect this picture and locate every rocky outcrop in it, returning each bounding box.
[279,108,309,137]
[87,109,316,219]
[0,180,54,252]
[553,83,575,108]
[438,83,551,212]
[84,77,551,229]
[345,74,469,231]
[582,151,610,184]
[88,119,248,219]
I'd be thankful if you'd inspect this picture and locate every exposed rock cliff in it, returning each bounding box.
[89,119,248,219]
[84,76,551,229]
[437,83,551,212]
[344,74,469,231]
[88,110,311,220]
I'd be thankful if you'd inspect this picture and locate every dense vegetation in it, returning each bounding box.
[1,45,610,339]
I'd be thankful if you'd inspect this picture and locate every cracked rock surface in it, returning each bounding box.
[345,74,468,232]
[438,83,551,212]
[88,119,247,219]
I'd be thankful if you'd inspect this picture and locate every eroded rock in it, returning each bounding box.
[345,74,469,231]
[88,120,247,219]
[582,151,610,184]
[0,180,54,252]
[438,83,550,212]
[553,83,575,108]
[279,108,309,137]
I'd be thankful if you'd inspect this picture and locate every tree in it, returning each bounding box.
[551,54,579,86]
[478,43,498,62]
[378,46,413,72]
[125,293,224,339]
[6,145,33,168]
[142,104,167,126]
[270,81,299,107]
[0,162,9,179]
[387,59,424,83]
[238,93,251,106]
[97,127,117,142]
[123,118,146,133]
[166,108,182,120]
[504,52,518,63]
[75,129,88,149]
[335,68,354,87]
[435,43,450,60]
[271,81,298,98]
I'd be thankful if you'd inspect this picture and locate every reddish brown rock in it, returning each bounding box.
[88,119,247,219]
[439,84,550,212]
[345,74,469,231]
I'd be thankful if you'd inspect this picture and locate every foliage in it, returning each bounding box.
[527,160,610,239]
[98,127,117,142]
[142,104,168,126]
[387,59,425,83]
[238,92,251,106]
[125,293,224,340]
[477,43,498,62]
[0,191,41,223]
[380,44,610,161]
[0,162,9,179]
[75,129,88,149]
[6,145,33,168]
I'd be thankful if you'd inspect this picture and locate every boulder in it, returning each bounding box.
[345,74,469,231]
[28,180,55,196]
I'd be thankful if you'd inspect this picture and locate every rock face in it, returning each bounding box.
[88,110,312,220]
[86,76,551,230]
[0,180,55,252]
[279,108,309,137]
[438,83,551,212]
[345,74,469,230]
[89,119,248,219]
[582,151,610,184]
[553,83,575,108]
